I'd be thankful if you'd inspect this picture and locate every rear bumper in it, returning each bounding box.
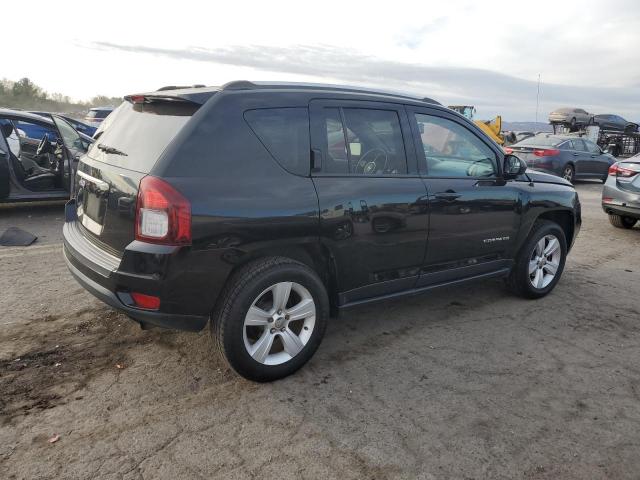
[602,180,640,219]
[63,247,207,330]
[601,202,640,219]
[62,200,209,331]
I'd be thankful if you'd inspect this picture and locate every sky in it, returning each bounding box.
[4,0,639,121]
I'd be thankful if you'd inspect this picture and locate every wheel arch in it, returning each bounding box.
[534,209,575,252]
[223,242,340,317]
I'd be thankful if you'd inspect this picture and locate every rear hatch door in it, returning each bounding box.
[75,95,204,255]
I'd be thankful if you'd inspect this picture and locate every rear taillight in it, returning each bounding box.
[129,95,147,104]
[503,147,513,154]
[135,176,191,245]
[533,149,560,157]
[608,163,639,177]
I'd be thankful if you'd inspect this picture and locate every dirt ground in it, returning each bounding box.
[1,182,639,480]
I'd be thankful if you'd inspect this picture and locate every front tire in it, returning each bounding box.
[211,257,329,382]
[507,220,567,299]
[608,214,637,229]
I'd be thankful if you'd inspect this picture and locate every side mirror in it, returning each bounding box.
[503,154,527,179]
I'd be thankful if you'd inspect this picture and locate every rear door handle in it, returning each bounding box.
[434,192,461,201]
[573,152,580,156]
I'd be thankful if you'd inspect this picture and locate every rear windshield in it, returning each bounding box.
[88,101,198,173]
[87,109,111,119]
[516,135,562,147]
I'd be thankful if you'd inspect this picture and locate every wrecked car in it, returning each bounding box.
[0,109,93,202]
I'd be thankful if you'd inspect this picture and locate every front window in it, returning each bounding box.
[584,140,600,154]
[415,113,496,177]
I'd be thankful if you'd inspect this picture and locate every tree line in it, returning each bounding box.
[0,78,121,116]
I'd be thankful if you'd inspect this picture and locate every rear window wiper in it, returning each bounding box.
[97,143,128,156]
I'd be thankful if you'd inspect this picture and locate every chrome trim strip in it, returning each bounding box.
[77,170,109,192]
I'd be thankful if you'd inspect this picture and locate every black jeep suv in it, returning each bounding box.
[63,81,581,381]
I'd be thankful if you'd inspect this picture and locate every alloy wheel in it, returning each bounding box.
[529,234,562,289]
[243,282,316,365]
[563,166,574,182]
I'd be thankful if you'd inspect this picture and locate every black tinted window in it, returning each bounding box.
[88,101,198,173]
[244,108,310,176]
[415,114,496,177]
[317,107,407,175]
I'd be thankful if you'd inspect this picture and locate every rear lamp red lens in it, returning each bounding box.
[608,163,638,177]
[130,292,160,310]
[135,176,192,245]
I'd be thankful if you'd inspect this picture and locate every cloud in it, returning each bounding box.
[395,17,450,49]
[89,42,640,121]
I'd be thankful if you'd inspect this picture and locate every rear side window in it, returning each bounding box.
[244,108,310,176]
[571,139,586,151]
[88,101,199,173]
[315,107,407,175]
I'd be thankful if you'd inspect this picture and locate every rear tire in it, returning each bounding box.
[211,257,329,382]
[608,214,637,229]
[562,164,575,183]
[507,220,567,299]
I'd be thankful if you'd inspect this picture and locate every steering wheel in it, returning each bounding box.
[355,148,388,174]
[36,133,50,156]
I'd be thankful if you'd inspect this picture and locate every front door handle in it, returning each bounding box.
[573,152,580,156]
[434,192,461,201]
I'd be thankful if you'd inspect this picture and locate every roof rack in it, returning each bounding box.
[220,80,441,105]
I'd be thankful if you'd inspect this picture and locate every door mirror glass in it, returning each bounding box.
[503,154,527,178]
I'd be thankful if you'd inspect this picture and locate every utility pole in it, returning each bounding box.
[535,73,541,125]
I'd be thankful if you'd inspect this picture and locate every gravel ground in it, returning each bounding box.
[1,182,639,480]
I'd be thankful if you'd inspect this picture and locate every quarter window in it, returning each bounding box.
[317,107,407,175]
[244,108,310,176]
[414,114,496,177]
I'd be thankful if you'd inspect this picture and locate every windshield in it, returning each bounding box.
[87,100,199,173]
[516,135,562,147]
